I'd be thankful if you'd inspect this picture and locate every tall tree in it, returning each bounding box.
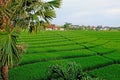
[64,23,72,30]
[0,0,61,80]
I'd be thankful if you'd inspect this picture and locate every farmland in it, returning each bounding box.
[8,30,120,80]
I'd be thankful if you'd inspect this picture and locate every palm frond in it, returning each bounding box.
[0,27,21,67]
[48,0,62,8]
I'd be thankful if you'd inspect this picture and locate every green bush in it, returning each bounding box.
[47,62,105,80]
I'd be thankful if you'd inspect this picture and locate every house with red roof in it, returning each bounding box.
[46,24,58,30]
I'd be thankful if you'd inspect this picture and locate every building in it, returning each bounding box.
[46,24,58,30]
[59,28,65,31]
[46,24,65,31]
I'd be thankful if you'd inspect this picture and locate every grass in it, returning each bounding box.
[7,30,120,80]
[26,45,84,53]
[90,64,120,80]
[9,56,113,80]
[21,49,95,65]
[103,51,120,62]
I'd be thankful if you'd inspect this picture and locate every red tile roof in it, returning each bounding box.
[47,24,57,29]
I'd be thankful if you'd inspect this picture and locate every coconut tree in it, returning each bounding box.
[0,0,61,80]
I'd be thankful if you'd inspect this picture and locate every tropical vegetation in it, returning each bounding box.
[0,0,61,80]
[7,30,120,80]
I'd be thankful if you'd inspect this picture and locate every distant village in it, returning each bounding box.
[46,23,120,31]
[1,23,120,31]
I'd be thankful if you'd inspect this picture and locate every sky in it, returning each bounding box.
[51,0,120,27]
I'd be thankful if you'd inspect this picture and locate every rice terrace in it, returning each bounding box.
[0,0,120,80]
[8,30,120,80]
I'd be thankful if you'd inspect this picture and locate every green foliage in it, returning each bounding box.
[0,0,62,65]
[0,1,61,80]
[47,62,82,80]
[21,49,94,65]
[9,55,110,80]
[0,27,21,67]
[103,51,120,62]
[63,23,72,30]
[90,64,120,80]
[47,62,105,80]
[48,0,62,8]
[7,30,120,80]
[0,0,62,31]
[27,0,62,32]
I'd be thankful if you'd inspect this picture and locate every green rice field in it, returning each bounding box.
[8,30,120,80]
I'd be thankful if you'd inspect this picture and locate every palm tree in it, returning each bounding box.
[0,27,21,80]
[25,0,61,32]
[0,1,25,80]
[39,20,50,30]
[0,0,61,80]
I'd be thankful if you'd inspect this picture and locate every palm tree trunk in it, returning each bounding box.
[1,64,8,80]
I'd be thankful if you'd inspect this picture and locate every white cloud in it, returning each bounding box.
[52,0,120,26]
[69,7,120,19]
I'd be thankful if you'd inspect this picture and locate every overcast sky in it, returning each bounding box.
[51,0,120,27]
